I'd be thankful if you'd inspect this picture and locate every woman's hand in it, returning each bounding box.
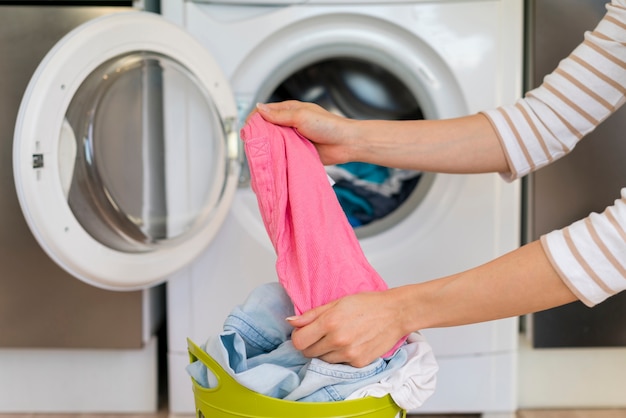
[286,289,410,368]
[255,101,356,166]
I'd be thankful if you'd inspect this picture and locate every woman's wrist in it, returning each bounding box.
[387,284,431,335]
[338,118,372,163]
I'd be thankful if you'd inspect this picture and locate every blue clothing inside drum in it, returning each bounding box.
[328,163,422,226]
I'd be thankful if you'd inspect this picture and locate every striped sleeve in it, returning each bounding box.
[482,0,626,306]
[541,190,626,306]
[483,0,626,181]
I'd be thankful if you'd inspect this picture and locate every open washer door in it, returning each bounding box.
[13,12,240,291]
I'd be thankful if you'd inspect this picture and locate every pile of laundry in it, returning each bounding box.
[187,113,437,411]
[328,163,421,227]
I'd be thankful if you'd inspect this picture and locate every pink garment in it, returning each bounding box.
[240,113,406,355]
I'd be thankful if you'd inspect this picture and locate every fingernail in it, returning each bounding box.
[286,316,298,321]
[256,102,270,112]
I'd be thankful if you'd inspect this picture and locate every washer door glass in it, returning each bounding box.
[63,52,225,253]
[13,12,240,290]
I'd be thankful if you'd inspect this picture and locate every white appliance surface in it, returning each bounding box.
[0,337,159,413]
[162,1,523,416]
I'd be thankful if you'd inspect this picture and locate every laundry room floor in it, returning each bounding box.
[2,410,626,417]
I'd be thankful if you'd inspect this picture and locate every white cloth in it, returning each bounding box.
[346,332,438,411]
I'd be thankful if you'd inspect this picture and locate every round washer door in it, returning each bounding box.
[13,12,240,291]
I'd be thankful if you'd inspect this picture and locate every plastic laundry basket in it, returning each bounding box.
[187,339,406,418]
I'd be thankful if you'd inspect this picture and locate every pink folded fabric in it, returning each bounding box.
[241,113,406,355]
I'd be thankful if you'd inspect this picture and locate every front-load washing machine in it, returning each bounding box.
[161,1,523,417]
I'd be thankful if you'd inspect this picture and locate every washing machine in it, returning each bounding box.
[161,1,523,417]
[4,0,522,415]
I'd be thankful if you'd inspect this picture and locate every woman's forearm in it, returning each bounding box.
[396,240,578,333]
[256,101,510,174]
[346,113,510,174]
[288,240,578,366]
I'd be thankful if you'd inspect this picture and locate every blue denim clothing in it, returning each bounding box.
[187,282,410,402]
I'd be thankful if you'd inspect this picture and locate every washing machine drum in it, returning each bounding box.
[13,12,240,290]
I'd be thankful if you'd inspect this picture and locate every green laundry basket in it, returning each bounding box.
[187,339,405,418]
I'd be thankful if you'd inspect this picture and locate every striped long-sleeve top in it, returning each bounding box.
[482,0,626,307]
